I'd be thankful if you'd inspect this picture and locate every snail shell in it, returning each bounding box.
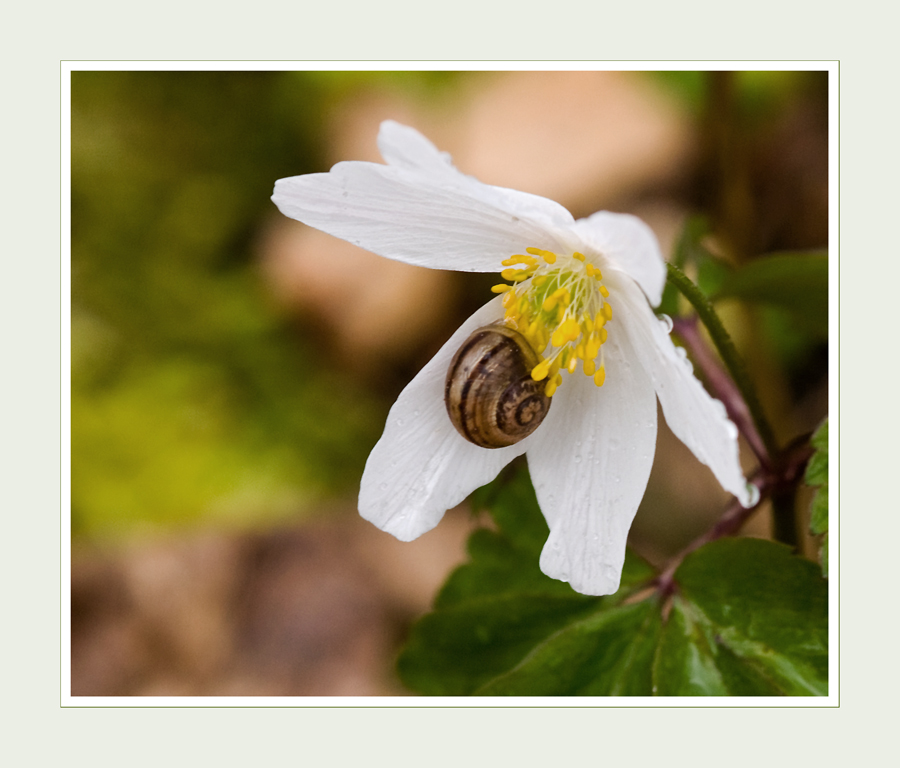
[445,325,552,449]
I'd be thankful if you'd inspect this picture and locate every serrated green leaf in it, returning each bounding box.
[810,486,828,535]
[805,418,829,575]
[713,251,828,338]
[654,538,828,696]
[397,595,601,695]
[400,471,827,697]
[477,600,662,696]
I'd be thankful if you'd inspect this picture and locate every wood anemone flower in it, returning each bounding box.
[272,121,752,596]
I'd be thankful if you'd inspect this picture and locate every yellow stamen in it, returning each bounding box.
[602,303,613,321]
[531,358,552,382]
[491,284,512,294]
[573,252,585,262]
[545,378,559,397]
[593,367,606,387]
[599,285,609,298]
[583,358,596,376]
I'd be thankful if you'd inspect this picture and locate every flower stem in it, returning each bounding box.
[672,315,770,468]
[665,262,779,460]
[654,435,813,597]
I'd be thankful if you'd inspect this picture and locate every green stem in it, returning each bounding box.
[665,262,779,459]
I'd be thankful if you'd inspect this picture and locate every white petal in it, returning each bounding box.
[613,275,752,505]
[273,161,571,273]
[377,120,458,175]
[526,331,658,596]
[376,120,575,229]
[570,211,666,306]
[358,296,534,541]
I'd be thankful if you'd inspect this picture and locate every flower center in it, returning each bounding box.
[490,247,612,397]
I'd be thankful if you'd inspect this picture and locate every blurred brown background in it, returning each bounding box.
[70,70,828,696]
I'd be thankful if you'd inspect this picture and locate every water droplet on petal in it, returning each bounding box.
[413,409,420,417]
[745,483,761,506]
[396,418,405,427]
[574,455,582,464]
[659,314,674,333]
[379,482,388,491]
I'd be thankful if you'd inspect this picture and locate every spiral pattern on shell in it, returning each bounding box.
[444,325,552,449]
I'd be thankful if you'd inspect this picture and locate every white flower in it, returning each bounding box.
[272,120,751,596]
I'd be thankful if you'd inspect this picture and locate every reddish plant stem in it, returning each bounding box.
[654,436,813,600]
[672,315,771,469]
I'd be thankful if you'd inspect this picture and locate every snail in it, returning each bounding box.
[445,325,552,449]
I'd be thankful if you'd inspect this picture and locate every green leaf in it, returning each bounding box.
[477,600,662,695]
[397,466,655,695]
[398,470,828,697]
[397,594,601,695]
[654,538,828,696]
[713,251,828,338]
[805,419,829,575]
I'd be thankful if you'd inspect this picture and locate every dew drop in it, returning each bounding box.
[725,421,739,440]
[574,455,582,464]
[379,482,388,491]
[745,483,761,506]
[658,314,674,333]
[396,418,405,427]
[413,409,420,417]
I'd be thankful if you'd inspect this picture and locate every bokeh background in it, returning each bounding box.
[70,69,828,696]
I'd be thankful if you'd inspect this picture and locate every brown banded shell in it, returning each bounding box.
[444,325,552,449]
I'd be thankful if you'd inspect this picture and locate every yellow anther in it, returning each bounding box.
[586,336,602,360]
[555,373,563,386]
[531,358,552,382]
[594,311,606,329]
[593,367,606,387]
[501,255,537,267]
[584,316,594,333]
[563,317,580,339]
[491,284,512,294]
[545,378,559,397]
[532,275,548,286]
[500,267,518,281]
[503,291,517,308]
[599,285,609,297]
[527,247,557,264]
[602,303,613,321]
[573,252,585,262]
[585,263,595,277]
[599,327,608,344]
[583,358,596,376]
[567,356,578,374]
